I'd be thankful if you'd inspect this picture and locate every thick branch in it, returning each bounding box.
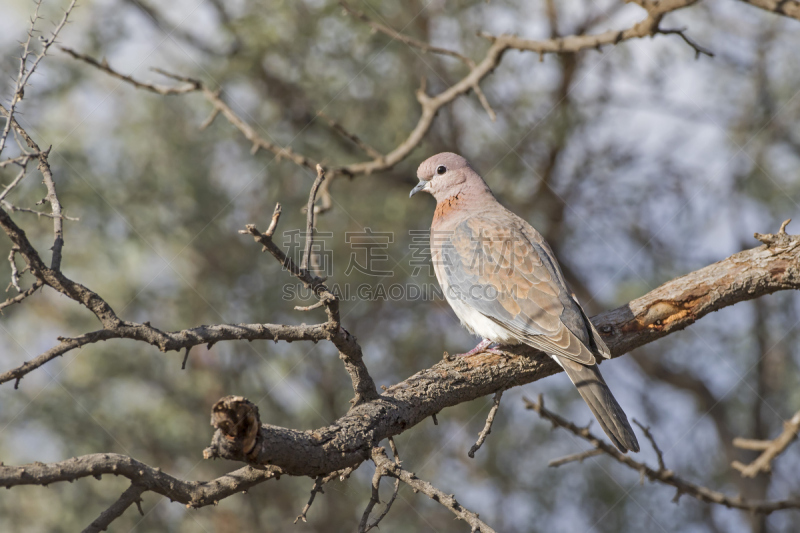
[206,229,800,476]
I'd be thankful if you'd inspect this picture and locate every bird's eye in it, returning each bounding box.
[436,165,447,175]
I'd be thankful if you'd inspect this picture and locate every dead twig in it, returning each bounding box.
[468,390,503,458]
[548,449,604,468]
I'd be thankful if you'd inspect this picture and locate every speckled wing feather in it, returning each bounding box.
[438,212,607,364]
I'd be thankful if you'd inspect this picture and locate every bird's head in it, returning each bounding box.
[410,152,484,202]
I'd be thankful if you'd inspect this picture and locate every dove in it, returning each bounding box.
[410,152,639,453]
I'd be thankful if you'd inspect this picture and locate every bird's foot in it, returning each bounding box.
[454,339,504,358]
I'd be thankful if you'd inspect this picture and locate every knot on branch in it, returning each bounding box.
[205,396,261,461]
[755,219,797,248]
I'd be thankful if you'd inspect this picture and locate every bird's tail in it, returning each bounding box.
[557,356,640,453]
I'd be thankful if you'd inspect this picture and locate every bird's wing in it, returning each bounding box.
[520,225,612,359]
[438,214,598,365]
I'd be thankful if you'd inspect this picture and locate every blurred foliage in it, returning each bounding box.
[0,0,799,531]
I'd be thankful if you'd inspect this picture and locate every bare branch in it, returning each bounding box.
[1,201,78,220]
[634,419,667,472]
[59,47,199,95]
[294,476,325,524]
[0,280,42,312]
[0,107,65,270]
[0,453,280,508]
[83,483,145,533]
[732,438,772,451]
[63,0,705,189]
[525,395,800,514]
[316,110,383,160]
[339,1,475,67]
[548,449,604,468]
[658,27,714,58]
[0,167,29,202]
[0,320,332,387]
[468,390,503,458]
[732,410,800,478]
[358,465,383,533]
[359,438,401,533]
[0,0,78,157]
[371,446,496,533]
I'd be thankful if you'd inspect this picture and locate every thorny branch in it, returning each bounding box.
[0,0,78,157]
[525,395,800,514]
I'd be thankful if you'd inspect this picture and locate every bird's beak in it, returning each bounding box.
[409,180,429,198]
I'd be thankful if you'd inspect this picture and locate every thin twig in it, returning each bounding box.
[361,438,401,532]
[0,0,78,157]
[1,201,78,220]
[358,466,383,532]
[633,419,666,472]
[83,483,146,533]
[657,27,714,59]
[339,1,475,67]
[0,107,65,270]
[371,446,496,532]
[0,280,42,312]
[0,160,28,203]
[316,110,383,160]
[294,476,325,524]
[468,390,503,458]
[548,449,604,468]
[59,47,199,95]
[525,395,800,514]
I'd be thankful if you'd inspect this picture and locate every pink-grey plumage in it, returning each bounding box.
[411,152,639,453]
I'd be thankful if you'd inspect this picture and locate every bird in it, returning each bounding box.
[410,152,639,453]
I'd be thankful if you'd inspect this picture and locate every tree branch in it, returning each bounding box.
[468,390,503,458]
[732,410,800,478]
[204,227,800,476]
[0,453,281,507]
[525,395,800,514]
[61,0,705,186]
[371,446,495,533]
[83,483,145,533]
